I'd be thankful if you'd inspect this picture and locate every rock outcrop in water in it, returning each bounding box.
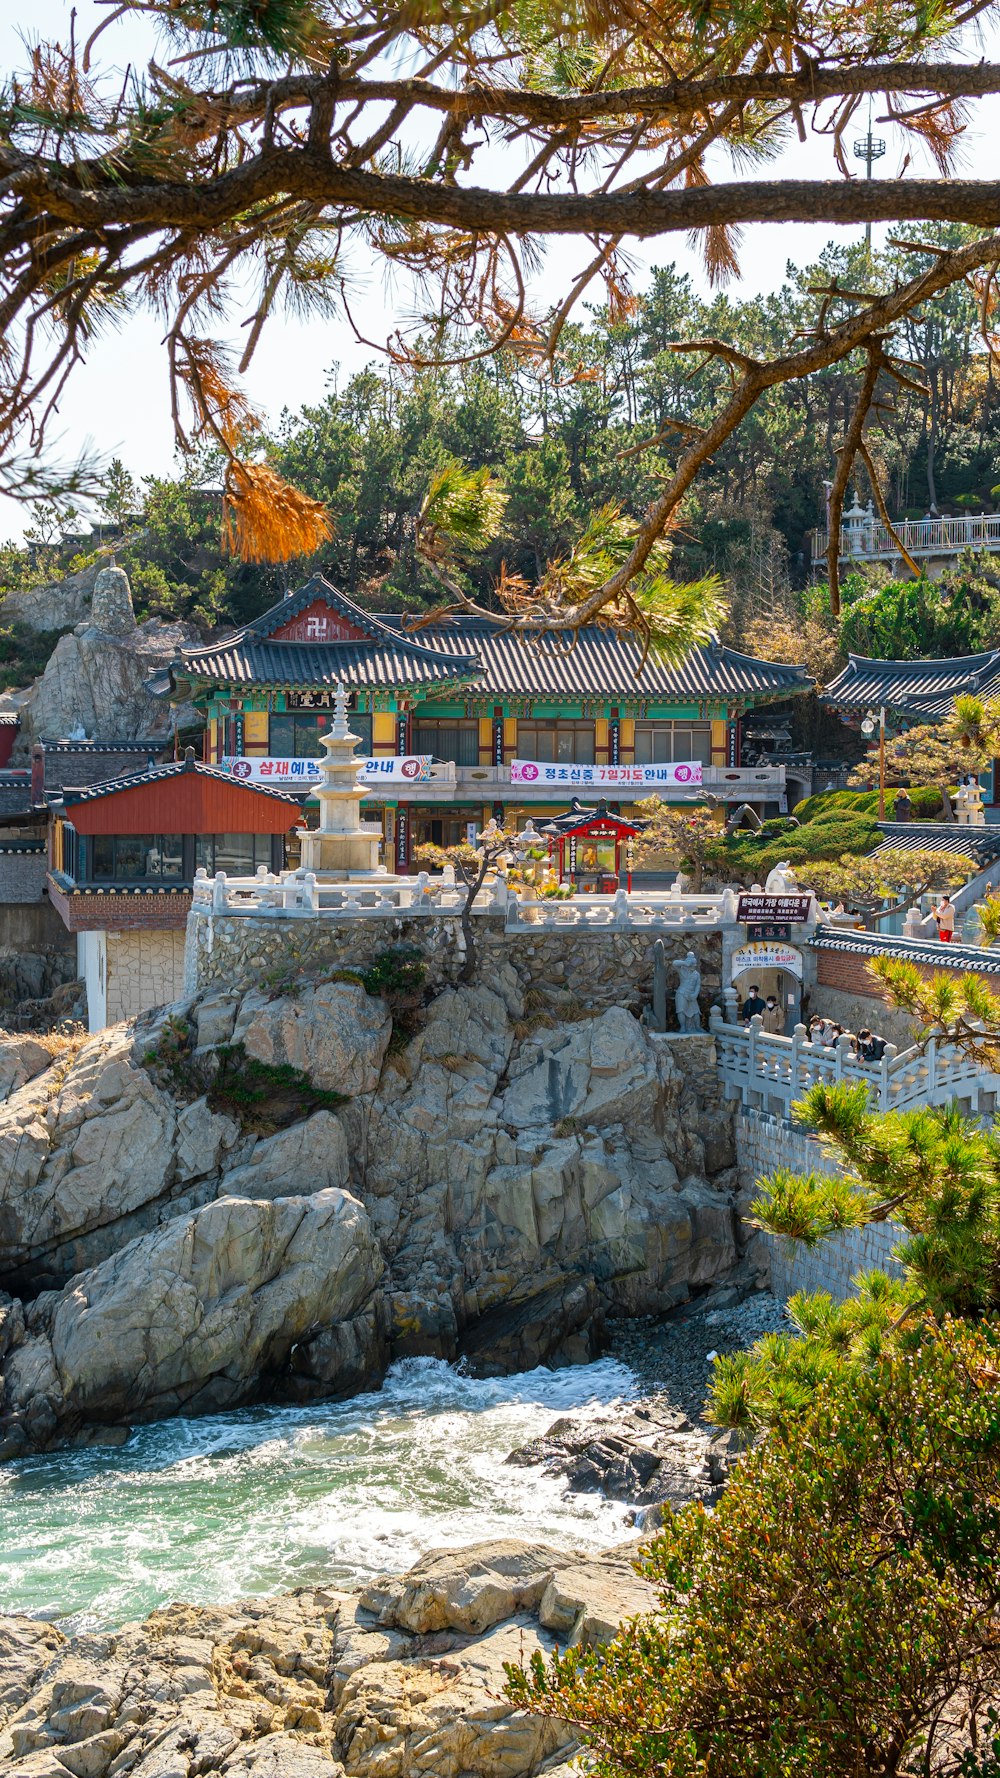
[0,966,746,1458]
[0,1539,654,1777]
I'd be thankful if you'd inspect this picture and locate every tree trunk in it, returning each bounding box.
[940,782,955,822]
[458,863,489,984]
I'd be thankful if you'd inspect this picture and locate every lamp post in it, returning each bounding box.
[862,706,887,819]
[853,128,886,253]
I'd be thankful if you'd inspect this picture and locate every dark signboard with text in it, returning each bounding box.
[737,893,813,926]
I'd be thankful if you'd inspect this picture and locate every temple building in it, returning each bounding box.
[154,575,813,867]
[824,648,1000,809]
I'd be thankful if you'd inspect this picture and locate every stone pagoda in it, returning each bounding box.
[296,683,386,879]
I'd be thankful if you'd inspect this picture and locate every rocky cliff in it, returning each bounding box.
[0,964,748,1459]
[0,1539,654,1777]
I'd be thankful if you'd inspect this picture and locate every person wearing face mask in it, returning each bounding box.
[762,994,784,1034]
[740,983,767,1023]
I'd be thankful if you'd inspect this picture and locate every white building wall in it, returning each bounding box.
[77,930,107,1034]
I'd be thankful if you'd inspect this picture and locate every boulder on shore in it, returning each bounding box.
[0,1187,383,1454]
[0,1539,658,1776]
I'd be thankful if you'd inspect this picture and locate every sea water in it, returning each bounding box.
[0,1356,638,1631]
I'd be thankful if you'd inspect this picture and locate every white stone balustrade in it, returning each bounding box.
[190,868,748,928]
[711,1007,999,1116]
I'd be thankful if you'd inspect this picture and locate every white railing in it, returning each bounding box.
[712,1008,999,1115]
[189,867,506,918]
[188,870,756,928]
[505,888,732,929]
[812,512,1000,565]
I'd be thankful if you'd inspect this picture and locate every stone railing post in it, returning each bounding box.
[790,1021,805,1098]
[722,985,739,1024]
[304,870,318,913]
[879,1042,897,1111]
[613,887,628,926]
[835,1030,852,1081]
[748,1012,762,1083]
[212,870,228,913]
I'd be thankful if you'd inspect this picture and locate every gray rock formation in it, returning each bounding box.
[16,617,195,748]
[0,560,99,633]
[0,1539,657,1776]
[1,1187,383,1452]
[0,974,740,1455]
[89,560,136,636]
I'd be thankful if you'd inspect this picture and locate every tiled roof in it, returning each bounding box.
[810,925,1000,974]
[56,754,301,810]
[168,579,813,703]
[400,618,812,701]
[872,822,1000,864]
[175,575,477,692]
[823,650,1000,719]
[0,713,19,727]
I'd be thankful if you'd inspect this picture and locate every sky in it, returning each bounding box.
[1,2,999,541]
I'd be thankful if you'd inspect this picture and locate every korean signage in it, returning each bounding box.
[395,803,409,869]
[510,760,703,788]
[223,754,433,786]
[737,893,813,925]
[731,941,804,981]
[360,755,433,784]
[226,756,320,785]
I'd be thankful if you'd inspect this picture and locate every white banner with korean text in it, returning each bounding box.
[509,759,703,789]
[223,755,433,787]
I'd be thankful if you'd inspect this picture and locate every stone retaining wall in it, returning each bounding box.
[185,907,724,1022]
[735,1107,904,1303]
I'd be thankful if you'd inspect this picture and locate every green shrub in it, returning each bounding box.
[794,785,943,822]
[506,1319,1000,1778]
[361,944,426,1001]
[144,1022,347,1133]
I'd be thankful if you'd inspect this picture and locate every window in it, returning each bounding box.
[89,834,185,881]
[269,710,372,757]
[516,721,596,764]
[411,720,479,765]
[633,722,712,765]
[196,833,273,876]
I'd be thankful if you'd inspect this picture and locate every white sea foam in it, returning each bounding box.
[0,1356,638,1630]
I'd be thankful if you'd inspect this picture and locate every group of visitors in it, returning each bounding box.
[807,1014,887,1061]
[739,985,785,1033]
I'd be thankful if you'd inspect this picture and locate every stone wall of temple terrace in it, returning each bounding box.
[735,1107,904,1303]
[185,908,725,1019]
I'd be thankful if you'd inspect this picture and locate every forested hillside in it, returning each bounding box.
[3,225,999,673]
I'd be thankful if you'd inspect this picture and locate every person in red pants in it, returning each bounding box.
[936,895,956,942]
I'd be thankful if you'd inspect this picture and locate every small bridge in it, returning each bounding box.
[711,1007,999,1119]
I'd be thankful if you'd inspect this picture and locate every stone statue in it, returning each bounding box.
[763,861,799,895]
[673,950,703,1033]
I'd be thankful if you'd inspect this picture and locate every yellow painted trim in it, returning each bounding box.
[503,717,517,749]
[244,711,268,745]
[620,718,635,757]
[373,711,397,751]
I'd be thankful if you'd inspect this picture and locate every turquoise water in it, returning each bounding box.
[0,1357,637,1632]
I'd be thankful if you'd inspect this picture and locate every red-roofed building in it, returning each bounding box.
[47,750,301,1028]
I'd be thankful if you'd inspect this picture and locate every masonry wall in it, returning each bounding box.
[185,908,724,1022]
[0,849,47,904]
[735,1107,904,1302]
[105,929,187,1027]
